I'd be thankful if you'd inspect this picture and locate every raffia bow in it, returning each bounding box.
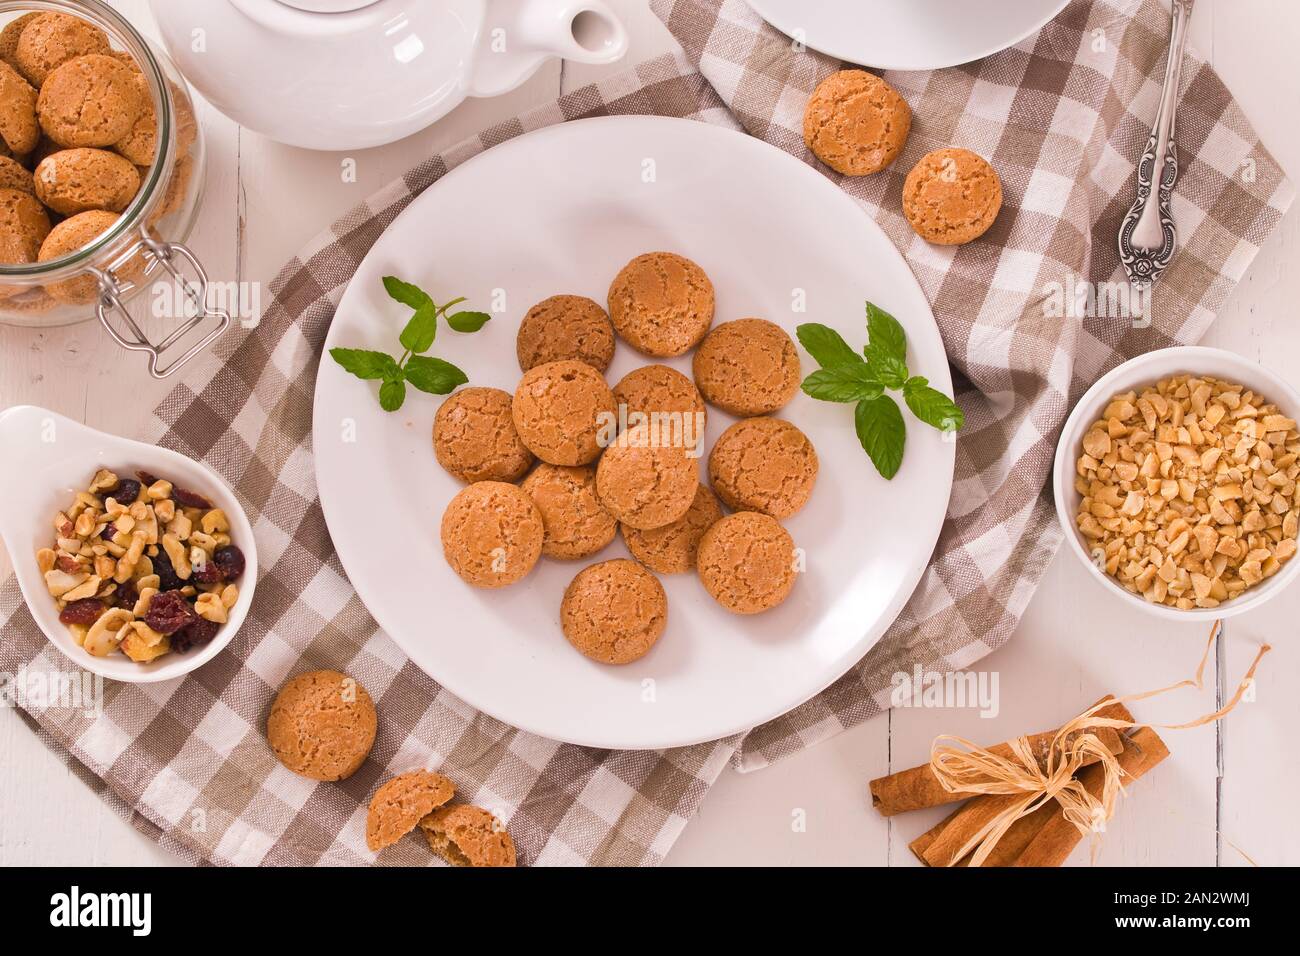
[927,621,1270,867]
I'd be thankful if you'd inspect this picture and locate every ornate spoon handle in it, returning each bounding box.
[1118,0,1195,286]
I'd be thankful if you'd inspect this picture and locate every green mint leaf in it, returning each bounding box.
[796,323,863,369]
[403,355,468,394]
[855,394,906,480]
[383,275,433,311]
[865,302,908,364]
[801,364,884,403]
[398,305,438,354]
[903,379,965,433]
[446,310,491,333]
[378,378,406,412]
[862,348,909,389]
[905,375,928,389]
[329,347,401,381]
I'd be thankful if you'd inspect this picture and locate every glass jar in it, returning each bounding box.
[0,0,225,376]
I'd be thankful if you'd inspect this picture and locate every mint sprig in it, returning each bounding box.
[797,301,964,479]
[330,276,490,412]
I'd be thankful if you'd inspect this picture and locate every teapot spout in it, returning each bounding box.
[471,0,628,97]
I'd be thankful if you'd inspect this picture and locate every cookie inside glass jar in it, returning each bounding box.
[0,8,197,313]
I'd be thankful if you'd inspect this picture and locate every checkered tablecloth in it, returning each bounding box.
[0,0,1289,864]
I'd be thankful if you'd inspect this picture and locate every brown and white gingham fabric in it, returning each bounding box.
[0,0,1289,864]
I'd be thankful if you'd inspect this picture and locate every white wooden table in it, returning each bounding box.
[1,0,1296,867]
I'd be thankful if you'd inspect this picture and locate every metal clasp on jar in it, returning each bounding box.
[89,233,230,379]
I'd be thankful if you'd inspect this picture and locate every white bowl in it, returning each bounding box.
[1053,346,1300,621]
[0,405,258,683]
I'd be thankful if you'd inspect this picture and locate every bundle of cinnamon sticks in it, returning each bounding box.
[869,699,1170,867]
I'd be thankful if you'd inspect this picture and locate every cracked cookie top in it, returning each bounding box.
[902,147,1002,246]
[560,558,667,664]
[697,511,797,615]
[434,386,535,483]
[516,293,615,372]
[693,318,801,417]
[803,69,911,177]
[607,251,714,357]
[595,428,699,531]
[512,359,616,466]
[440,480,544,588]
[708,416,818,519]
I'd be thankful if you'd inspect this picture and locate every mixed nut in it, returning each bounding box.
[37,467,245,662]
[1074,374,1299,609]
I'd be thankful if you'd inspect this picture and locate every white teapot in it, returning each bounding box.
[149,0,628,150]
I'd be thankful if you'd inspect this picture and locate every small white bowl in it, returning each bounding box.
[0,405,257,682]
[1053,346,1300,621]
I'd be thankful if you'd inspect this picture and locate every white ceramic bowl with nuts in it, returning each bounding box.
[0,404,257,682]
[1054,346,1300,621]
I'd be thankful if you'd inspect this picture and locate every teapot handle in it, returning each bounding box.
[471,0,628,97]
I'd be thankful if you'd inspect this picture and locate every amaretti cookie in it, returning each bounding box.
[902,147,1002,245]
[697,512,797,614]
[612,364,707,443]
[560,559,667,664]
[366,770,456,852]
[0,60,38,155]
[419,805,517,868]
[512,359,616,466]
[111,59,157,166]
[266,670,376,782]
[0,14,40,71]
[433,386,534,483]
[13,12,109,86]
[37,53,143,148]
[440,481,544,589]
[38,209,141,303]
[708,417,818,519]
[516,294,615,373]
[0,186,49,264]
[0,154,33,194]
[595,430,698,531]
[520,463,617,560]
[803,69,911,176]
[607,251,714,357]
[693,318,801,417]
[34,147,140,215]
[622,482,723,575]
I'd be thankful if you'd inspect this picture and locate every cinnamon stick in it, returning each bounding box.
[1011,725,1170,867]
[909,700,1136,866]
[910,798,1056,867]
[871,713,1125,816]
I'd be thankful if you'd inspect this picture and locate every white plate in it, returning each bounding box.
[745,0,1071,71]
[314,116,954,750]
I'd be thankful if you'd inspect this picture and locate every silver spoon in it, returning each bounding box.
[1118,0,1195,286]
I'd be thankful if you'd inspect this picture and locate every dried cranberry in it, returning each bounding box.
[152,549,184,592]
[99,525,115,540]
[136,470,158,487]
[144,590,198,636]
[192,559,224,585]
[212,545,245,581]
[172,617,219,653]
[111,583,139,611]
[59,599,107,626]
[113,478,142,506]
[173,486,213,510]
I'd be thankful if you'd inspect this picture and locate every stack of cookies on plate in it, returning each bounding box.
[434,251,817,665]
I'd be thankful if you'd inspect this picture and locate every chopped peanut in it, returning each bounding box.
[1076,374,1298,608]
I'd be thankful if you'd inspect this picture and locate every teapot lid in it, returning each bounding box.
[274,0,380,12]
